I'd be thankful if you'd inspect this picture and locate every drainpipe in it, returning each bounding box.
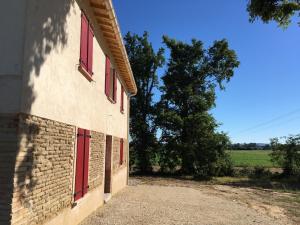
[126,92,135,185]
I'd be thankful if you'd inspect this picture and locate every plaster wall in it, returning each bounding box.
[0,0,27,113]
[112,167,128,195]
[45,185,105,225]
[19,0,128,139]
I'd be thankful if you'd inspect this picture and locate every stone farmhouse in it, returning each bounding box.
[0,0,137,224]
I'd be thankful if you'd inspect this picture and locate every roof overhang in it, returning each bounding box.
[89,0,137,95]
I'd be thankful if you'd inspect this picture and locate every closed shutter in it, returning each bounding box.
[80,13,88,70]
[105,56,110,96]
[83,130,90,195]
[113,71,117,102]
[74,128,85,201]
[75,128,91,201]
[87,26,94,75]
[120,138,124,165]
[120,86,124,112]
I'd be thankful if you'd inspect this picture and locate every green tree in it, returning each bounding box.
[270,135,300,175]
[247,0,300,28]
[157,36,239,177]
[124,32,165,173]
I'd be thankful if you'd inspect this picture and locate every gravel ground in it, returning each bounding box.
[80,179,290,225]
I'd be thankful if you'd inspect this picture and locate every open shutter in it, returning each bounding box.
[80,13,88,70]
[113,71,117,102]
[120,139,124,165]
[120,86,124,112]
[75,128,85,201]
[83,130,90,195]
[105,56,110,96]
[87,26,94,75]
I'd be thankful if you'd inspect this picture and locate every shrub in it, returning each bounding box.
[214,153,234,177]
[270,135,300,176]
[236,167,253,177]
[252,166,271,178]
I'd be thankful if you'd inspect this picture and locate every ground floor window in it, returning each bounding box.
[74,128,91,201]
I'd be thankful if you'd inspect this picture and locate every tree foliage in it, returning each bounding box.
[247,0,300,28]
[230,143,271,150]
[124,32,165,173]
[156,36,240,177]
[270,135,300,175]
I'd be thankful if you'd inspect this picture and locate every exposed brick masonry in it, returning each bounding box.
[112,137,127,175]
[0,114,19,225]
[89,131,105,191]
[11,114,75,225]
[0,113,121,225]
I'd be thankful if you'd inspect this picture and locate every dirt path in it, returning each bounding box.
[80,178,293,225]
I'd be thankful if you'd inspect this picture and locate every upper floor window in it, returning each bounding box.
[105,56,117,103]
[79,12,94,79]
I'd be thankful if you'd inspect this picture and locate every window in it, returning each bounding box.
[120,85,124,113]
[105,56,117,103]
[74,128,91,201]
[120,138,124,165]
[79,12,94,79]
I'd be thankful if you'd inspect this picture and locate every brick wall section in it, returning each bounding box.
[0,114,19,225]
[10,114,75,225]
[0,113,127,225]
[112,137,127,174]
[89,131,105,191]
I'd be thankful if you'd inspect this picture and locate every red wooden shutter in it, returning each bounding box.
[105,56,110,96]
[83,130,90,195]
[120,139,124,165]
[121,86,124,112]
[87,26,94,75]
[80,13,88,70]
[113,71,117,102]
[75,128,85,201]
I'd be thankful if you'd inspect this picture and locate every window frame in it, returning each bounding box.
[79,12,94,81]
[105,61,117,104]
[74,128,91,202]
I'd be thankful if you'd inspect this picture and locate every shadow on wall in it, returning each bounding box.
[22,0,75,112]
[0,0,75,224]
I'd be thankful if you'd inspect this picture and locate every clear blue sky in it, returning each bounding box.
[114,0,300,144]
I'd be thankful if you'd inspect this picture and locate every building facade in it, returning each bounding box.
[0,0,137,224]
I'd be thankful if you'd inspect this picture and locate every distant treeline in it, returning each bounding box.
[230,143,271,150]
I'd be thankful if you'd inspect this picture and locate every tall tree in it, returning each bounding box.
[247,0,300,28]
[124,32,165,173]
[157,36,239,177]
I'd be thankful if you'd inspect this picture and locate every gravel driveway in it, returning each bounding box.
[80,179,290,225]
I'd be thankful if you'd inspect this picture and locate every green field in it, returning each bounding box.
[227,150,278,168]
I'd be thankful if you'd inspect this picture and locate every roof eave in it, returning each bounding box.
[89,0,137,95]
